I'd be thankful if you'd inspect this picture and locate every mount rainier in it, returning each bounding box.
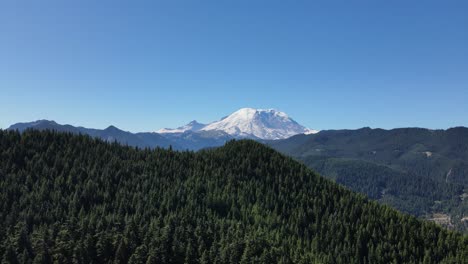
[158,108,318,140]
[8,108,317,150]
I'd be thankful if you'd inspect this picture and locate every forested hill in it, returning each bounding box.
[268,127,468,232]
[270,127,468,186]
[0,130,466,263]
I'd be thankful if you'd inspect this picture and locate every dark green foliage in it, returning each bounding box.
[0,130,467,263]
[269,127,468,232]
[271,127,468,185]
[300,156,464,216]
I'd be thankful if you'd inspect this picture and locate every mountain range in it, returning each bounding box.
[8,108,317,150]
[8,120,175,149]
[5,109,468,232]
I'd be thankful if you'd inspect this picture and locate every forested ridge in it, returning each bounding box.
[298,156,466,227]
[269,127,468,232]
[0,130,467,263]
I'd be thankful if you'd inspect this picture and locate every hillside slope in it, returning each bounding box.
[271,127,468,185]
[269,127,468,232]
[0,130,466,263]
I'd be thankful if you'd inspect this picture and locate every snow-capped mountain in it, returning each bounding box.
[156,120,205,134]
[9,109,317,150]
[201,108,317,140]
[158,108,318,140]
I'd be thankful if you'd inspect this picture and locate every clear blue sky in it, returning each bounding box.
[1,0,467,132]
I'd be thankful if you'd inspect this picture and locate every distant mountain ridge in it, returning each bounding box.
[8,120,177,149]
[8,119,232,151]
[8,108,316,150]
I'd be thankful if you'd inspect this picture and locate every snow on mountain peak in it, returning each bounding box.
[157,108,318,140]
[156,120,205,134]
[200,108,317,140]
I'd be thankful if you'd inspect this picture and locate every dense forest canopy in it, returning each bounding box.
[0,130,467,263]
[269,127,468,232]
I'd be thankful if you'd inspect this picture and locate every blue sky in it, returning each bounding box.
[1,0,467,132]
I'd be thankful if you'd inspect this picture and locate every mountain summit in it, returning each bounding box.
[8,108,317,150]
[201,108,317,140]
[158,108,317,140]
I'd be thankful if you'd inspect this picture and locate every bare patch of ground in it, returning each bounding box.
[428,213,454,229]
